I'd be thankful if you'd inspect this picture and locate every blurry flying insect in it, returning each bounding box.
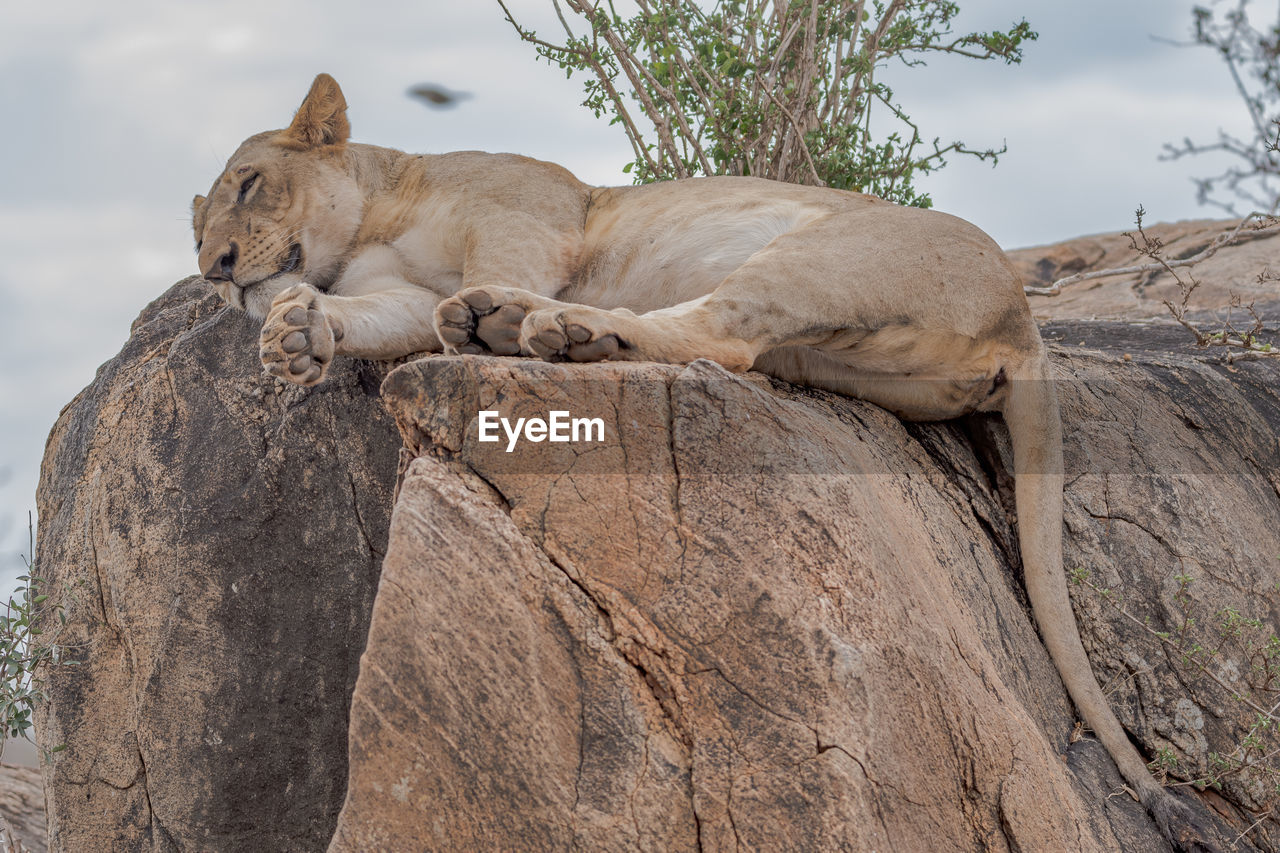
[407,83,473,110]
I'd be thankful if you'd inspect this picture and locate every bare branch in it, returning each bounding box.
[761,85,825,186]
[1167,1,1280,212]
[503,0,1034,204]
[552,0,577,41]
[1033,206,1279,358]
[500,0,661,177]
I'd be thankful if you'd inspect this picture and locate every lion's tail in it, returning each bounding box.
[1004,350,1165,803]
[1006,349,1217,848]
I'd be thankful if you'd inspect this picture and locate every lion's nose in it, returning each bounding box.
[203,242,239,284]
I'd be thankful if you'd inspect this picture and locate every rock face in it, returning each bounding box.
[34,280,401,851]
[328,341,1279,851]
[33,253,1280,851]
[1,763,46,853]
[1010,217,1280,321]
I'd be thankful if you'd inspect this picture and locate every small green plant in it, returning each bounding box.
[1076,568,1280,838]
[1,513,68,765]
[1150,746,1181,783]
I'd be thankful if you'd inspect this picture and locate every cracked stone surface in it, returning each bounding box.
[31,268,1280,851]
[34,279,402,851]
[1,763,46,853]
[332,345,1278,851]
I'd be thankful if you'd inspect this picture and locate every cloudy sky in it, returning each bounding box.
[0,0,1257,590]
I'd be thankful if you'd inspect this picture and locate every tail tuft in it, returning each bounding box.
[1149,789,1227,853]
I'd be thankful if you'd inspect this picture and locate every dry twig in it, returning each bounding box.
[1028,207,1279,358]
[0,816,29,853]
[1025,210,1279,296]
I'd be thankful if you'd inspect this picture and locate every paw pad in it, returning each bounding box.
[434,287,528,356]
[259,283,335,386]
[523,311,622,363]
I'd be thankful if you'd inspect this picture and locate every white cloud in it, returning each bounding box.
[897,72,1253,245]
[0,202,194,583]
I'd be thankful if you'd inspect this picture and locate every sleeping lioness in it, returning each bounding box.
[193,74,1208,848]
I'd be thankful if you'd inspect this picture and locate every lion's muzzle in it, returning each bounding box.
[202,241,239,285]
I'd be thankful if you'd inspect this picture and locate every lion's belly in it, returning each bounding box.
[567,185,839,312]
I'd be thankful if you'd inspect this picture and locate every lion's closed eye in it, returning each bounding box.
[237,173,260,204]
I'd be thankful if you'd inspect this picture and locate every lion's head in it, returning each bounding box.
[193,74,363,317]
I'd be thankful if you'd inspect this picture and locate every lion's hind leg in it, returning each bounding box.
[753,337,1018,422]
[519,293,1019,424]
[517,204,1024,369]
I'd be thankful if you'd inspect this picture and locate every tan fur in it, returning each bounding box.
[194,74,1203,843]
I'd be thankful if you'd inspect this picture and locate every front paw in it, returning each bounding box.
[435,286,531,356]
[260,283,340,386]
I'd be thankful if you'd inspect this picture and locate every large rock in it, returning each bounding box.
[1011,217,1280,320]
[33,227,1280,851]
[34,279,401,851]
[329,340,1279,851]
[1,763,45,853]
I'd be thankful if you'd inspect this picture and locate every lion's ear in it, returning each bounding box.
[191,195,207,244]
[279,73,351,149]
